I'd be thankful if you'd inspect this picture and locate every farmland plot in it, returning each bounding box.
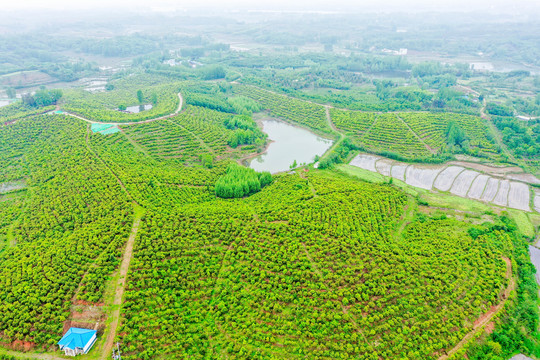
[349,153,538,212]
[507,182,530,211]
[450,170,480,197]
[493,180,511,207]
[467,175,490,200]
[481,178,500,202]
[405,166,443,190]
[434,166,465,192]
[350,154,380,172]
[391,163,409,181]
[375,158,394,176]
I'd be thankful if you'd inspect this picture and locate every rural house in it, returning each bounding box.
[58,327,97,356]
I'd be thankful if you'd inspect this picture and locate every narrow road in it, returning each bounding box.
[318,105,346,163]
[63,92,183,126]
[101,212,142,359]
[84,126,139,206]
[438,257,515,360]
[480,99,517,163]
[396,113,436,154]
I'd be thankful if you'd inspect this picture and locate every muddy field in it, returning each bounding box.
[450,170,480,197]
[349,154,534,212]
[467,175,489,200]
[350,154,380,173]
[434,166,464,191]
[508,182,530,211]
[493,180,510,207]
[406,166,442,190]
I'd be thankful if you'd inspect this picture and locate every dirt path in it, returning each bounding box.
[480,99,517,164]
[165,118,215,155]
[63,92,184,126]
[393,196,417,241]
[101,212,142,359]
[438,257,515,360]
[318,105,346,163]
[84,127,139,206]
[395,114,436,154]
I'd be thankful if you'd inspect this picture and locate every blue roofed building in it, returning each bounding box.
[58,328,97,356]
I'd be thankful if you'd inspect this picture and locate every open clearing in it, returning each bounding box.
[349,153,538,213]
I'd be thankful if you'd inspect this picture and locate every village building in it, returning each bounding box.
[58,328,97,356]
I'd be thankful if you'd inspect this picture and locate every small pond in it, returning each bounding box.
[250,119,333,174]
[122,104,153,113]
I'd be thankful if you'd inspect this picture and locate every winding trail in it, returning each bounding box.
[480,98,516,163]
[438,257,515,360]
[63,92,183,126]
[318,105,345,163]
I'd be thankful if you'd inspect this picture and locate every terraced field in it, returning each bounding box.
[399,112,500,157]
[330,109,500,161]
[120,105,254,164]
[360,113,432,158]
[350,154,535,212]
[233,86,332,134]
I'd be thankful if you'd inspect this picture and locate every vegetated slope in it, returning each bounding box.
[398,112,500,158]
[113,167,510,360]
[0,102,56,126]
[121,105,265,165]
[62,83,180,123]
[491,115,540,174]
[0,115,132,347]
[233,85,333,135]
[88,128,223,209]
[329,109,500,162]
[361,113,432,158]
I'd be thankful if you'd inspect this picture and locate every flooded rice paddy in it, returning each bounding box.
[350,153,537,212]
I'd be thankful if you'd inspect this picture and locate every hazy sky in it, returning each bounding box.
[1,0,539,13]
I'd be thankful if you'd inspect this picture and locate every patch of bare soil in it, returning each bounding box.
[10,339,36,352]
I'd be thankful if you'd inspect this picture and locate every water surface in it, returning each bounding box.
[124,104,153,113]
[250,119,333,174]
